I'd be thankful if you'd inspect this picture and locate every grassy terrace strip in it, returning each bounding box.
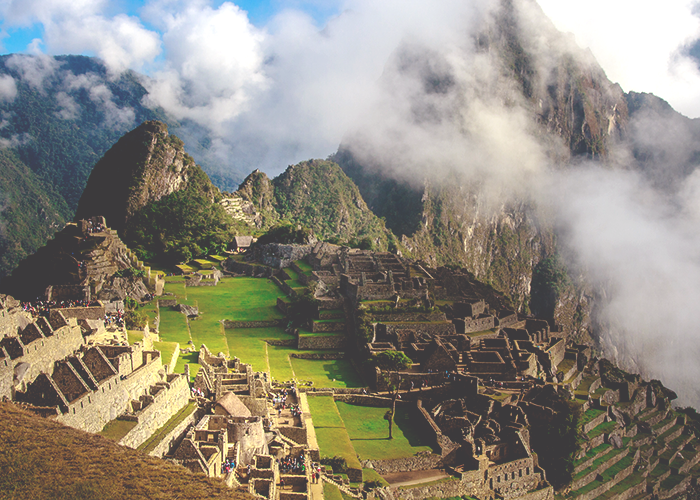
[398,477,458,490]
[573,447,627,481]
[575,375,599,395]
[557,358,576,375]
[580,409,605,428]
[294,259,313,274]
[587,421,619,440]
[138,401,198,454]
[594,471,646,499]
[323,482,344,500]
[307,395,346,428]
[567,454,636,498]
[127,330,145,345]
[153,341,179,366]
[573,443,612,468]
[362,468,389,487]
[336,402,435,460]
[290,356,363,388]
[224,327,291,374]
[283,268,300,280]
[315,427,362,469]
[660,473,687,490]
[99,419,138,441]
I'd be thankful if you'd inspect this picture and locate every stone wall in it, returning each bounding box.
[378,322,456,337]
[370,453,443,474]
[223,320,285,329]
[256,244,314,269]
[297,335,346,350]
[367,312,446,323]
[310,321,345,333]
[455,315,495,334]
[279,426,307,445]
[416,399,458,457]
[149,406,205,458]
[58,305,106,320]
[0,317,84,398]
[224,260,276,278]
[118,374,191,449]
[56,353,164,433]
[272,276,297,297]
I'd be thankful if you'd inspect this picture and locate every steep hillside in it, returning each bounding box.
[0,402,250,500]
[76,121,244,264]
[232,160,394,249]
[0,150,70,280]
[0,55,163,210]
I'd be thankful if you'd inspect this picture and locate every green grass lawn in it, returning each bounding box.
[283,268,300,281]
[294,260,313,274]
[153,341,179,367]
[225,327,281,373]
[99,419,137,441]
[335,402,435,460]
[158,309,191,345]
[307,395,346,428]
[201,277,284,322]
[267,345,296,382]
[127,330,144,345]
[290,357,363,388]
[315,427,362,469]
[323,482,343,500]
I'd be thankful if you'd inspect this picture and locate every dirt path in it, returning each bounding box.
[381,468,449,487]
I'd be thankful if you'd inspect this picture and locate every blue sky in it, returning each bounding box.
[0,0,341,56]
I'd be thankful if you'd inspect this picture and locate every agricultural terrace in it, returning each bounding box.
[308,395,436,471]
[156,276,363,387]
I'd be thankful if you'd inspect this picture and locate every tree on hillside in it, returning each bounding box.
[372,350,412,439]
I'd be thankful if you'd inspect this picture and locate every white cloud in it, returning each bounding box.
[0,0,160,71]
[0,75,17,101]
[143,1,266,125]
[536,0,700,118]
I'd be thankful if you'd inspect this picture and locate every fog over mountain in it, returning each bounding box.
[2,0,700,407]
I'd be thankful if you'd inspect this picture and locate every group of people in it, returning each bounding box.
[221,458,236,474]
[191,387,205,398]
[85,220,104,234]
[22,299,100,316]
[104,312,124,328]
[278,452,306,474]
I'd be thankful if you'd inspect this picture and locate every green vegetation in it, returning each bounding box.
[125,164,243,264]
[315,427,362,470]
[307,396,346,428]
[371,350,412,439]
[335,402,435,460]
[153,341,179,367]
[138,401,198,454]
[291,358,363,388]
[99,419,138,442]
[323,482,344,500]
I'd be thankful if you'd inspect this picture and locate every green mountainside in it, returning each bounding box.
[232,160,394,249]
[0,150,71,278]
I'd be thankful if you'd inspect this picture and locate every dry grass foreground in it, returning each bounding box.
[0,402,253,500]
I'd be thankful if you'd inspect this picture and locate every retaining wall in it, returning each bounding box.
[119,374,191,449]
[297,336,346,350]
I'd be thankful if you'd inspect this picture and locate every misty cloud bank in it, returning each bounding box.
[2,0,700,406]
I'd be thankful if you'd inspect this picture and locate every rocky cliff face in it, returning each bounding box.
[75,121,201,232]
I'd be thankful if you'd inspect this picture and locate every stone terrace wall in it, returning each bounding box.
[149,406,206,458]
[58,305,106,320]
[223,320,285,329]
[119,374,191,449]
[379,322,456,337]
[297,336,346,350]
[56,353,164,433]
[256,244,314,269]
[224,260,276,278]
[310,321,345,333]
[370,454,443,474]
